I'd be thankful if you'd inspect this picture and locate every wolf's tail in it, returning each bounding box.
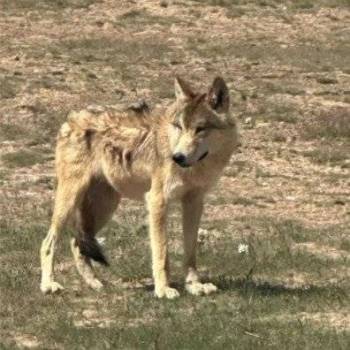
[76,235,109,266]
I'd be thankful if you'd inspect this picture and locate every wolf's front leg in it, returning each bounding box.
[182,191,217,296]
[147,181,179,299]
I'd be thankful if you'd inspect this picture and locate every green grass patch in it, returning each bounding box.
[48,37,173,66]
[263,107,299,123]
[0,123,28,142]
[1,0,97,11]
[0,104,67,145]
[262,80,305,96]
[209,194,262,207]
[44,36,176,96]
[0,76,23,99]
[0,169,10,186]
[117,9,181,29]
[302,108,350,140]
[193,0,350,9]
[302,145,349,166]
[1,149,47,168]
[29,104,68,145]
[0,216,349,349]
[201,216,349,276]
[187,38,350,73]
[0,217,350,349]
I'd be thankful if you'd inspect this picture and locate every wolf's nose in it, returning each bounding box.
[172,153,186,166]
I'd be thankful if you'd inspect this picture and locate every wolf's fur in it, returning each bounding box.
[40,77,239,298]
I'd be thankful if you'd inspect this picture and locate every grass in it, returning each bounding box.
[1,0,98,11]
[0,123,28,142]
[261,104,299,124]
[302,145,349,166]
[0,76,22,99]
[28,104,69,145]
[43,36,176,100]
[302,108,350,140]
[0,104,67,145]
[47,37,174,71]
[0,214,349,349]
[262,81,305,97]
[209,194,263,207]
[117,9,182,28]
[187,38,350,73]
[1,149,48,168]
[193,0,350,9]
[0,169,9,186]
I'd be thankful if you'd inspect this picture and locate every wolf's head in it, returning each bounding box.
[168,76,237,168]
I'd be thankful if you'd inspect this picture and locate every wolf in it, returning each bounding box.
[40,76,239,298]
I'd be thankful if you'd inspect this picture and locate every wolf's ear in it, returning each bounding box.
[174,77,195,102]
[207,77,230,113]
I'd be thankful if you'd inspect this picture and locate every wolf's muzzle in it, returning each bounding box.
[172,151,209,168]
[172,153,190,167]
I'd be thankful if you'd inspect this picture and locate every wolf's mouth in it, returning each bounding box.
[179,163,191,168]
[174,151,209,168]
[198,151,208,161]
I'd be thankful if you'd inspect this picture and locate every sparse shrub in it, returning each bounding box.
[0,77,20,99]
[272,132,287,142]
[302,145,349,165]
[302,108,350,140]
[262,103,299,124]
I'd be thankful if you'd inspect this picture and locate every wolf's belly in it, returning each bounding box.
[116,178,151,200]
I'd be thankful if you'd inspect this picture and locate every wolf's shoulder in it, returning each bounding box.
[57,103,153,140]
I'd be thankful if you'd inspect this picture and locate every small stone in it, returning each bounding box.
[317,77,338,84]
[87,105,105,113]
[244,116,252,124]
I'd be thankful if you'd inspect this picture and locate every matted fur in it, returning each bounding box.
[40,76,239,298]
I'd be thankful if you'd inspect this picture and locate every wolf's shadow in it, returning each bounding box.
[210,275,347,298]
[142,276,346,298]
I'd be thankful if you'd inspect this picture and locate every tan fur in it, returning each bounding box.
[40,77,239,298]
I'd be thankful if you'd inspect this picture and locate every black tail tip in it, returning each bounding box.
[76,237,109,266]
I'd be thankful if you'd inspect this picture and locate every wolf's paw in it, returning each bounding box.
[40,281,64,294]
[186,282,217,296]
[155,286,180,299]
[87,278,103,291]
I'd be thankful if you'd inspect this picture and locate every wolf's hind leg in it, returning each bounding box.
[70,238,103,290]
[40,179,88,294]
[72,179,120,289]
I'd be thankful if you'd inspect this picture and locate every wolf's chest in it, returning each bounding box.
[163,166,218,200]
[164,175,186,200]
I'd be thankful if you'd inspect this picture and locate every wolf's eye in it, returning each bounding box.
[172,123,182,130]
[195,126,207,134]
